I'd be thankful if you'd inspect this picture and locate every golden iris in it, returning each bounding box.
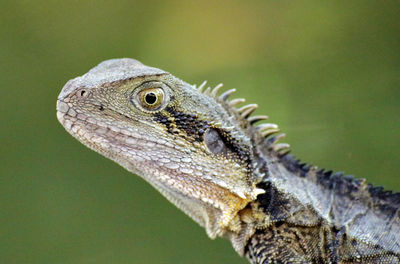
[138,88,164,110]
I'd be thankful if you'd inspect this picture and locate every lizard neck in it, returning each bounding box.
[229,131,400,262]
[225,131,318,256]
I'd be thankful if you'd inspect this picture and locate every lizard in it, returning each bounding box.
[56,58,400,263]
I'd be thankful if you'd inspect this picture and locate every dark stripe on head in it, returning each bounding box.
[154,106,253,181]
[165,106,210,142]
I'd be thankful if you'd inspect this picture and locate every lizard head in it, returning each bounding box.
[57,58,274,238]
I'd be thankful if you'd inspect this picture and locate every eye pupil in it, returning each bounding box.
[145,92,157,105]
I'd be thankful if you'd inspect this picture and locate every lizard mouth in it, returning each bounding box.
[57,99,158,150]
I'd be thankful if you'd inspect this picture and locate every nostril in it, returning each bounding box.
[76,89,89,98]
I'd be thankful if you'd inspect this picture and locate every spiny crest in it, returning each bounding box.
[195,81,291,156]
[195,81,400,215]
[281,154,400,208]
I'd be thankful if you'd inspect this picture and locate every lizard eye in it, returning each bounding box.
[131,81,170,112]
[137,88,165,110]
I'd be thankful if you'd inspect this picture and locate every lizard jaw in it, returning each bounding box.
[57,98,262,239]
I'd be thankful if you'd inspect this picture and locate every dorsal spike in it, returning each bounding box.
[228,98,245,107]
[273,143,290,152]
[222,126,235,131]
[197,80,207,92]
[247,115,269,124]
[238,104,258,118]
[203,86,211,95]
[272,133,286,142]
[300,163,312,171]
[218,89,236,101]
[261,128,281,138]
[277,148,291,157]
[257,123,278,131]
[211,83,224,97]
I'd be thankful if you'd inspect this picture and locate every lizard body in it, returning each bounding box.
[57,58,400,263]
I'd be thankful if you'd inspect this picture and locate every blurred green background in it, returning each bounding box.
[1,1,399,263]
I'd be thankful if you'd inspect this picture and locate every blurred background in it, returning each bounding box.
[1,1,399,263]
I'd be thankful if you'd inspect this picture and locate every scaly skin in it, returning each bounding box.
[57,58,400,263]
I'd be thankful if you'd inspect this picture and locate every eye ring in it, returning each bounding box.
[131,82,170,112]
[138,88,164,110]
